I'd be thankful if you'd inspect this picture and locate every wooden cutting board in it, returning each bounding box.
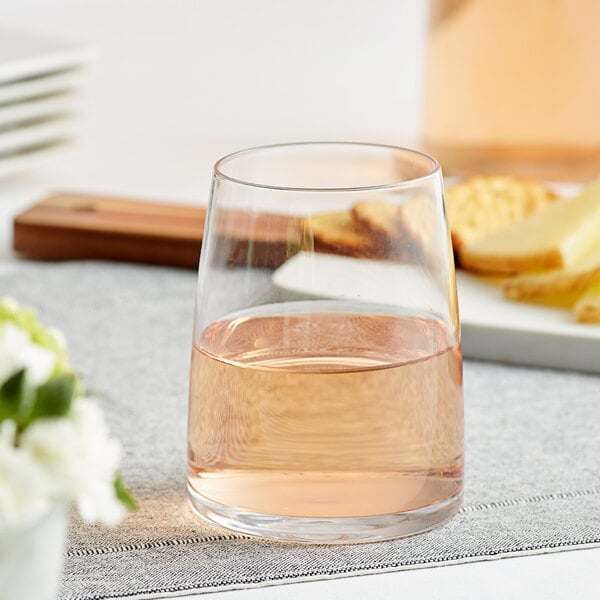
[13,193,300,269]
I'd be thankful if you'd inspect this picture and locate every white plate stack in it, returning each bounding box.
[0,27,95,177]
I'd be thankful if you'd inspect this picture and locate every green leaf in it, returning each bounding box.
[114,473,137,511]
[29,374,76,421]
[0,368,27,420]
[0,368,26,400]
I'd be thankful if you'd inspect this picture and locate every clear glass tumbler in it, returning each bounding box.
[188,142,464,544]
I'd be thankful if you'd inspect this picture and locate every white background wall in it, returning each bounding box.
[2,0,427,201]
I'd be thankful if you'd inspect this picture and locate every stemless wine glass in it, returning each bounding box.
[188,142,463,544]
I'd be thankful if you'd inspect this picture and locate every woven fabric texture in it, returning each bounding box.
[2,262,599,600]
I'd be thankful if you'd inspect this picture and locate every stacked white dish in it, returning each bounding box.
[0,27,95,176]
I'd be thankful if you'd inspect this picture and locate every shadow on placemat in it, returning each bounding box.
[3,262,600,600]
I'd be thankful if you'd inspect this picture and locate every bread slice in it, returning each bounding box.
[352,197,434,261]
[503,239,600,301]
[503,265,600,302]
[445,176,557,252]
[351,200,409,260]
[352,200,399,238]
[459,179,600,275]
[304,211,384,258]
[574,281,600,323]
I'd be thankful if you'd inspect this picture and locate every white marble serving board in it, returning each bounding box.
[273,252,600,373]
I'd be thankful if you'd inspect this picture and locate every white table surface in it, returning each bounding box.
[1,1,599,597]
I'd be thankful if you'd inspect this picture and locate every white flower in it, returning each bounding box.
[19,398,126,527]
[19,418,81,498]
[70,399,126,526]
[76,478,126,527]
[0,322,56,386]
[0,421,51,528]
[0,298,132,529]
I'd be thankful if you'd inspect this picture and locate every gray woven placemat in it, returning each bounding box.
[2,261,600,600]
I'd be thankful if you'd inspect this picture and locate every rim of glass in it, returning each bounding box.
[213,141,441,192]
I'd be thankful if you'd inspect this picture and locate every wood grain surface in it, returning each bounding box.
[13,193,300,269]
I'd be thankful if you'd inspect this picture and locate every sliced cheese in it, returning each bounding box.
[460,179,600,275]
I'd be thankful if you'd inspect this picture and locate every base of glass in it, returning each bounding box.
[187,483,462,545]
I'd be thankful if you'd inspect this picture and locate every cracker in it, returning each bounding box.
[445,175,557,252]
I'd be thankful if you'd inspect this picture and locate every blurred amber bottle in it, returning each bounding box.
[422,0,600,181]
